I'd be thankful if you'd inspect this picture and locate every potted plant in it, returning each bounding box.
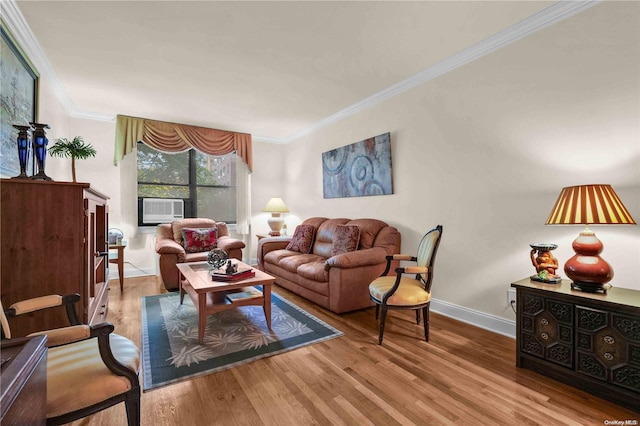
[49,136,97,182]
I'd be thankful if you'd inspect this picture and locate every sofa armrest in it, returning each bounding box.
[217,235,246,252]
[155,237,186,256]
[256,237,291,270]
[258,237,291,255]
[324,247,388,271]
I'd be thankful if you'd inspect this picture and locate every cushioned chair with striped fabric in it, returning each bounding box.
[1,294,141,426]
[369,225,443,345]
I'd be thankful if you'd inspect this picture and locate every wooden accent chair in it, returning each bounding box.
[0,294,140,425]
[368,225,443,345]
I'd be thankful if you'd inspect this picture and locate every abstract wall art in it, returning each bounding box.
[322,132,393,199]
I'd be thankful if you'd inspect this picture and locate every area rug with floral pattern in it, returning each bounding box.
[141,288,343,391]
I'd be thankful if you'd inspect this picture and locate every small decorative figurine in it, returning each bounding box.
[225,260,238,275]
[530,243,561,283]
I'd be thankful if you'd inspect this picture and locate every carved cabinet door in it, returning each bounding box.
[520,293,574,368]
[575,306,640,393]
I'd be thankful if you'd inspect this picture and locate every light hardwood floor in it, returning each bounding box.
[72,276,639,426]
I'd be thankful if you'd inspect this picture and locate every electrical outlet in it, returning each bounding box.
[507,288,517,306]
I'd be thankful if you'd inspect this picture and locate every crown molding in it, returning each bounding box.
[1,0,76,117]
[252,135,287,144]
[72,110,117,122]
[1,0,116,122]
[2,0,601,137]
[281,0,601,144]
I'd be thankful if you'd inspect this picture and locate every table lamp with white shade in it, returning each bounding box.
[262,198,289,236]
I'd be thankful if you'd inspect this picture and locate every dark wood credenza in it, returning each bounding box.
[511,278,640,412]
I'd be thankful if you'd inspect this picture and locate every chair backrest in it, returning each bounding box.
[416,225,443,292]
[170,218,217,242]
[1,299,11,339]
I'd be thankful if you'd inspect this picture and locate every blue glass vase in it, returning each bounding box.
[12,124,32,179]
[30,122,52,181]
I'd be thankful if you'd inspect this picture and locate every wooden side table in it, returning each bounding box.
[109,242,126,291]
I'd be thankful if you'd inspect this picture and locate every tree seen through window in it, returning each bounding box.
[137,142,236,222]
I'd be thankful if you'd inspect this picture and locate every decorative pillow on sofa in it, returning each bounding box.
[331,225,360,256]
[286,225,315,254]
[181,227,217,253]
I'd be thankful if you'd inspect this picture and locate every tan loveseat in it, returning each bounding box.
[257,217,401,313]
[155,218,245,291]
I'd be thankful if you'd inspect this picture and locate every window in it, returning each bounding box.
[137,142,236,223]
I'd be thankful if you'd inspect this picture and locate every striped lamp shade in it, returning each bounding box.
[546,184,636,225]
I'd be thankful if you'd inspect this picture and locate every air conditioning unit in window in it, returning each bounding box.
[142,198,184,224]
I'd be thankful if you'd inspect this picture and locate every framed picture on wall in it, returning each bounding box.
[322,132,393,198]
[1,25,38,178]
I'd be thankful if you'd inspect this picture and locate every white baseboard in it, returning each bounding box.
[109,265,157,280]
[431,298,516,339]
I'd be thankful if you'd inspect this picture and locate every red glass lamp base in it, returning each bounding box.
[565,229,613,292]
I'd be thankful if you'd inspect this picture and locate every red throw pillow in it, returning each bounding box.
[286,225,315,254]
[331,225,360,256]
[181,227,217,253]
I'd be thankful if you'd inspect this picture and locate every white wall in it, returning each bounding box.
[248,140,287,258]
[36,75,70,179]
[269,2,640,330]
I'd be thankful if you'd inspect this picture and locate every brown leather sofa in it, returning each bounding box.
[155,218,245,291]
[257,217,401,313]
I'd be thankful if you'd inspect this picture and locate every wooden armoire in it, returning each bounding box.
[1,179,110,337]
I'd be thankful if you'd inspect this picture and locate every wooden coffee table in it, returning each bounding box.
[176,261,276,344]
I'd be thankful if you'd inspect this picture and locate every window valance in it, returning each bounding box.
[114,115,252,172]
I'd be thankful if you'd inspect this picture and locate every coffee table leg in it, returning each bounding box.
[198,294,206,344]
[179,274,185,305]
[263,283,272,329]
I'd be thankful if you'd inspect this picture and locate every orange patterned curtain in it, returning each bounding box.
[114,115,252,172]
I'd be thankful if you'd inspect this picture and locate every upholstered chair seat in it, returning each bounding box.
[46,332,140,419]
[369,276,432,306]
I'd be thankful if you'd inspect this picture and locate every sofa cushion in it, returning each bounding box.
[301,217,329,231]
[181,227,217,253]
[184,251,209,263]
[345,219,387,249]
[313,218,350,258]
[264,249,300,266]
[278,253,325,274]
[285,225,315,254]
[331,225,360,256]
[297,260,329,282]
